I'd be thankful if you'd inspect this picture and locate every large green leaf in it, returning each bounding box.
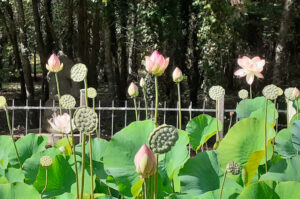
[8,133,48,167]
[166,193,199,199]
[34,155,76,197]
[236,97,278,123]
[260,155,300,182]
[5,168,24,183]
[291,120,300,151]
[0,182,40,199]
[56,192,116,199]
[198,187,240,199]
[275,129,297,158]
[103,120,156,197]
[0,136,12,170]
[275,181,300,199]
[179,151,242,196]
[186,114,221,151]
[237,181,278,199]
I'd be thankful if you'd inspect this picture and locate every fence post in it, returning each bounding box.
[218,96,224,138]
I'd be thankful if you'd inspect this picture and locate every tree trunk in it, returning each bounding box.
[272,0,294,84]
[64,0,74,59]
[32,0,49,100]
[44,0,57,53]
[127,0,137,76]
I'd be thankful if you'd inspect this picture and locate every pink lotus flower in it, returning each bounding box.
[139,78,146,88]
[172,67,183,83]
[128,82,139,98]
[48,113,73,134]
[134,144,156,178]
[292,87,300,100]
[46,54,63,72]
[145,50,169,76]
[234,56,265,85]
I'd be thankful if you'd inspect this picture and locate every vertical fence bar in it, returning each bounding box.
[124,100,127,127]
[98,100,101,136]
[12,99,15,134]
[25,99,28,135]
[39,99,42,134]
[202,100,206,114]
[163,101,166,124]
[111,100,114,137]
[151,101,153,120]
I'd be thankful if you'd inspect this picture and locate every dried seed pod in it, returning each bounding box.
[226,161,240,175]
[148,124,179,154]
[209,86,225,101]
[238,89,248,100]
[262,84,279,100]
[74,106,98,134]
[40,156,53,167]
[284,87,294,100]
[87,87,97,98]
[60,94,76,109]
[71,63,87,82]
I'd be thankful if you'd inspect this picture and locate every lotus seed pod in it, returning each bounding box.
[74,106,98,134]
[209,86,225,101]
[148,124,179,154]
[40,156,53,167]
[70,63,88,82]
[0,96,7,107]
[262,84,279,100]
[87,87,97,98]
[238,89,248,100]
[60,95,76,109]
[277,87,283,96]
[284,87,295,100]
[226,161,240,175]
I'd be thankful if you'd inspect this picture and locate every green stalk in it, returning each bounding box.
[55,72,62,115]
[80,134,86,199]
[216,100,220,141]
[249,85,252,99]
[228,114,233,132]
[69,109,79,199]
[41,168,48,199]
[142,87,148,119]
[133,97,139,121]
[89,134,94,199]
[219,170,227,199]
[84,78,88,108]
[296,99,299,120]
[286,99,289,128]
[143,178,147,199]
[93,98,99,138]
[177,82,182,130]
[154,76,159,126]
[5,108,22,169]
[264,99,268,173]
[154,154,159,199]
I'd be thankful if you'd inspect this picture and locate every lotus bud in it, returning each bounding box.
[172,67,183,83]
[59,146,66,153]
[134,144,156,178]
[226,161,240,175]
[144,50,169,76]
[40,156,53,167]
[140,78,146,88]
[128,82,139,98]
[230,112,234,117]
[46,54,63,72]
[292,88,300,100]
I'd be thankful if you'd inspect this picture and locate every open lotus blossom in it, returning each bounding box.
[128,82,139,98]
[172,67,183,83]
[46,54,64,72]
[234,56,265,85]
[48,113,73,134]
[134,144,157,178]
[145,50,169,76]
[292,87,300,100]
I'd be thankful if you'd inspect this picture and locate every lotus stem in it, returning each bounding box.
[89,134,94,199]
[264,99,268,173]
[133,97,138,121]
[219,170,227,199]
[249,85,252,99]
[142,87,148,119]
[143,178,147,199]
[41,168,48,198]
[80,134,86,199]
[154,76,159,126]
[177,82,182,130]
[154,154,159,199]
[55,72,62,115]
[286,99,289,128]
[84,78,88,108]
[228,114,233,132]
[69,109,79,199]
[5,108,22,169]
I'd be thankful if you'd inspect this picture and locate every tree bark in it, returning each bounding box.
[272,0,294,84]
[43,0,58,52]
[64,0,74,59]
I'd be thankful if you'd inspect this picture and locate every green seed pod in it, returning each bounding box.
[60,94,76,109]
[209,86,225,101]
[148,124,179,154]
[74,106,98,134]
[262,84,279,100]
[226,161,240,175]
[40,156,53,167]
[0,96,7,107]
[238,89,248,100]
[87,87,97,98]
[285,87,295,100]
[70,63,87,82]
